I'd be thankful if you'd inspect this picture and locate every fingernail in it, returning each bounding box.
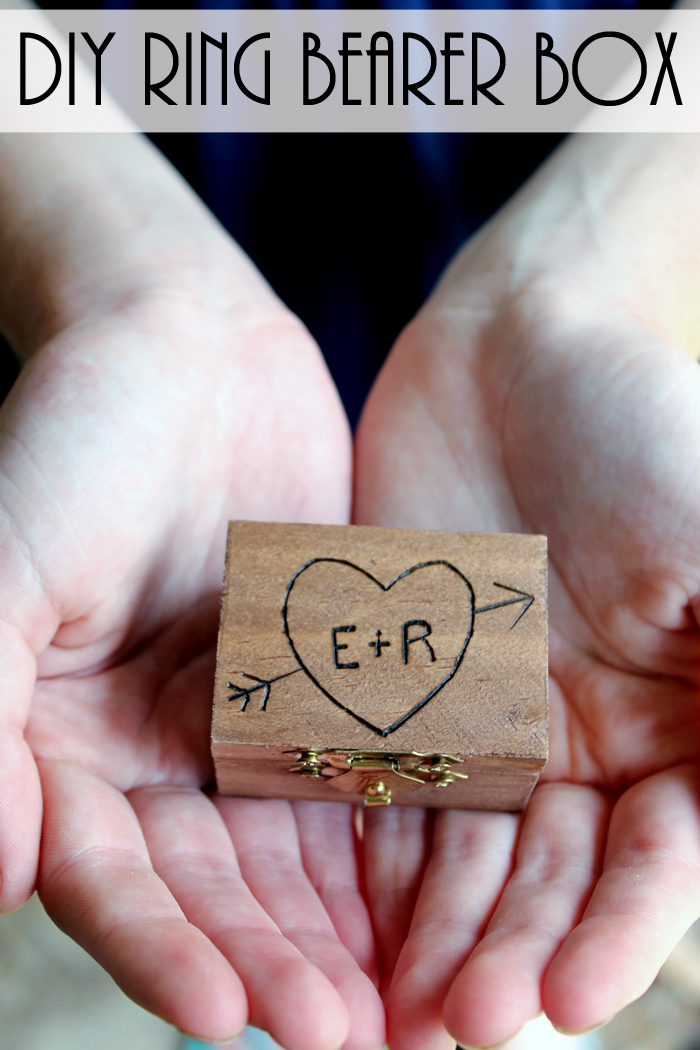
[176,1029,245,1046]
[552,1014,615,1035]
[460,1029,523,1050]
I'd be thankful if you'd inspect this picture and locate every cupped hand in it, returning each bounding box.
[0,134,384,1050]
[355,134,700,1049]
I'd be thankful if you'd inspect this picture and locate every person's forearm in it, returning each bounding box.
[0,133,261,358]
[439,133,700,358]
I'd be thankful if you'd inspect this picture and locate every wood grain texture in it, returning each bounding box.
[212,522,548,811]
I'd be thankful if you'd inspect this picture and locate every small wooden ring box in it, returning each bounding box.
[212,522,548,810]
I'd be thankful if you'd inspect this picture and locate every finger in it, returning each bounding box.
[37,759,246,1044]
[443,784,608,1049]
[293,800,379,984]
[133,786,351,1050]
[386,808,518,1050]
[363,804,433,995]
[0,620,43,912]
[543,765,700,1035]
[216,795,385,1050]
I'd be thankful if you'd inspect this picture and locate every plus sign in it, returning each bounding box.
[369,629,391,657]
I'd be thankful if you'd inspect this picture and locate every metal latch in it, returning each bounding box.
[288,749,468,806]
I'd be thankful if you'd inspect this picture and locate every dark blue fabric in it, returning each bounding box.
[92,0,641,424]
[136,1,641,425]
[192,3,640,424]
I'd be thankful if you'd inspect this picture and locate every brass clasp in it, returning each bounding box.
[287,749,468,806]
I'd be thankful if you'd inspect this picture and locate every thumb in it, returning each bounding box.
[0,408,63,912]
[0,618,42,911]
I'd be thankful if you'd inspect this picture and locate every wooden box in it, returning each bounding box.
[212,522,548,810]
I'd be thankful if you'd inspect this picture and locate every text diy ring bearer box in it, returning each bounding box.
[211,522,548,809]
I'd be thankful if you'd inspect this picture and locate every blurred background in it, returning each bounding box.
[2,891,700,1050]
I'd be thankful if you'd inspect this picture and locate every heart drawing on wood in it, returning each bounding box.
[282,558,476,736]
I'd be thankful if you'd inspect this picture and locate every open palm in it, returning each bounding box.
[0,136,385,1050]
[355,143,700,1048]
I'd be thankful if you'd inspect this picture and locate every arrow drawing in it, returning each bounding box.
[227,668,301,711]
[474,583,535,629]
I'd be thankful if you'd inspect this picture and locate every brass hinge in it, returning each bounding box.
[287,749,468,806]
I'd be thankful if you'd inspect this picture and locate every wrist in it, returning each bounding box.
[0,133,268,358]
[436,133,700,358]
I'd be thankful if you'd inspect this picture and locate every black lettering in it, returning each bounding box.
[651,32,681,105]
[536,32,568,105]
[369,630,391,657]
[339,32,362,105]
[572,32,646,106]
[68,32,75,105]
[402,621,436,664]
[20,33,61,106]
[403,32,436,105]
[185,32,192,106]
[332,626,359,669]
[201,32,227,105]
[303,33,336,105]
[472,32,505,105]
[145,32,178,106]
[235,33,271,105]
[81,32,115,106]
[441,32,464,105]
[367,32,393,105]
